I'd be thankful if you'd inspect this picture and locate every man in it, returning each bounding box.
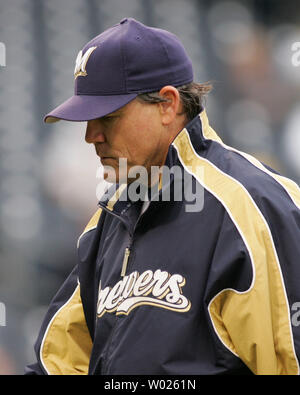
[26,18,300,375]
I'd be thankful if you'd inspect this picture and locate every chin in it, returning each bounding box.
[103,168,126,185]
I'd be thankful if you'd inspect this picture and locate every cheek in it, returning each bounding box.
[116,111,161,163]
[119,122,149,157]
[127,128,156,159]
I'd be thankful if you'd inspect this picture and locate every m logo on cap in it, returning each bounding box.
[74,46,97,79]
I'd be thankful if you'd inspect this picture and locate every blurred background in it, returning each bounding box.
[0,0,300,374]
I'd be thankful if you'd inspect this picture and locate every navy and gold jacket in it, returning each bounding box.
[26,110,300,375]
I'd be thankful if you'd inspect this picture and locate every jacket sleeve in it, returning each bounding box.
[24,265,93,375]
[206,180,300,375]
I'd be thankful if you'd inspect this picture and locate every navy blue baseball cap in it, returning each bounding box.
[44,18,193,123]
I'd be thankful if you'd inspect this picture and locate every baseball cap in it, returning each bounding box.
[44,18,193,123]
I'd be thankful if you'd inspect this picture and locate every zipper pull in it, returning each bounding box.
[121,247,131,277]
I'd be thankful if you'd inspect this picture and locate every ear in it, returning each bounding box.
[158,86,180,126]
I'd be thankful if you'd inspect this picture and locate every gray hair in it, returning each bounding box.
[137,82,212,122]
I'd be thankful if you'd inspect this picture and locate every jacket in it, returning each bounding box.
[26,109,300,375]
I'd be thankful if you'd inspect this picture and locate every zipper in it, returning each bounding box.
[119,202,147,277]
[121,247,131,277]
[99,198,151,373]
[120,232,135,277]
[101,238,133,374]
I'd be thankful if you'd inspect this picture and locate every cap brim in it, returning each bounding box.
[44,93,138,123]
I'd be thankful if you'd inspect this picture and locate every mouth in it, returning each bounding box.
[95,145,114,161]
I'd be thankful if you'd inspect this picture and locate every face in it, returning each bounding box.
[85,99,170,184]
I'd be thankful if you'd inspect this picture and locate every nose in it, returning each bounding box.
[85,120,106,144]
